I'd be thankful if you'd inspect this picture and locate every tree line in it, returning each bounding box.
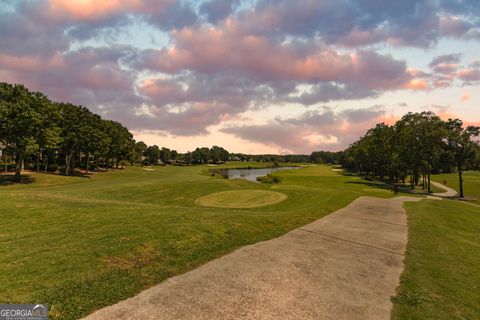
[0,83,238,181]
[136,144,229,165]
[341,111,480,197]
[0,83,135,181]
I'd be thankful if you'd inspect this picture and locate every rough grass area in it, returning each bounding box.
[431,171,480,200]
[392,199,480,319]
[195,190,288,208]
[0,163,399,319]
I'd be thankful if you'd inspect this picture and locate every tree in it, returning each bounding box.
[135,141,148,165]
[209,146,229,163]
[59,103,89,175]
[191,147,210,164]
[31,92,62,173]
[395,112,444,192]
[0,84,42,181]
[159,147,171,164]
[145,145,160,165]
[104,120,135,169]
[0,82,137,179]
[444,119,480,198]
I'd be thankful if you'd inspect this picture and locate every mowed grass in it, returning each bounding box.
[0,163,396,319]
[431,171,480,200]
[195,190,288,208]
[392,200,480,319]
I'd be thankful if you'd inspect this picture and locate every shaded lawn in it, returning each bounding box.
[0,164,394,319]
[392,200,480,320]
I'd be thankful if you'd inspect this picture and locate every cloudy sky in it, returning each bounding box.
[1,0,479,154]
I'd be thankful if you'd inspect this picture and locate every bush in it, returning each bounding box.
[256,174,281,184]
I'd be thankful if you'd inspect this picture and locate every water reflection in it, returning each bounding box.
[212,167,300,183]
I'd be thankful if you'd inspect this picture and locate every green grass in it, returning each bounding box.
[392,200,480,320]
[195,190,288,208]
[0,163,395,319]
[431,171,480,199]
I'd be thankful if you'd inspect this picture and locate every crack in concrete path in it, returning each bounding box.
[84,196,421,320]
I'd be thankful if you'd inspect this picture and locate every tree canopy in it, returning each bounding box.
[342,111,480,197]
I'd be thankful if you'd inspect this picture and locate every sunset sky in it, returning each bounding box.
[1,0,479,154]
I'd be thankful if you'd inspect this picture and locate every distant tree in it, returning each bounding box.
[159,147,171,164]
[145,145,160,165]
[191,147,210,164]
[183,151,192,164]
[209,146,229,163]
[171,149,178,162]
[135,141,148,165]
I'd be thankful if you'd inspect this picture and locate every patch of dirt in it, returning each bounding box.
[102,244,158,271]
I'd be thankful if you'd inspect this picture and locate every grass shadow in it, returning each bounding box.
[0,174,35,186]
[345,180,393,191]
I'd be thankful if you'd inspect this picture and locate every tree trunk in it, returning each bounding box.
[14,152,22,182]
[65,153,71,175]
[86,152,90,174]
[44,156,48,173]
[36,149,42,173]
[4,151,7,173]
[70,154,75,175]
[458,161,464,198]
[427,161,431,193]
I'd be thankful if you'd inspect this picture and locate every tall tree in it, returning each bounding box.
[444,119,480,198]
[0,84,42,181]
[31,92,62,173]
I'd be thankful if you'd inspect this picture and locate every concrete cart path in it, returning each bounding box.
[431,181,458,197]
[84,196,421,320]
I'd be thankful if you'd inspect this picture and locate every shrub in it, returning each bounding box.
[256,174,281,184]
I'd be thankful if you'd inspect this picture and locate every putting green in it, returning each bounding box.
[195,190,288,208]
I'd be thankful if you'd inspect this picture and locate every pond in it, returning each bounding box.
[211,166,301,183]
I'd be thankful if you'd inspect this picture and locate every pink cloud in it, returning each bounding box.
[222,107,389,153]
[405,79,430,90]
[137,22,412,90]
[461,92,470,102]
[458,68,480,82]
[46,0,173,21]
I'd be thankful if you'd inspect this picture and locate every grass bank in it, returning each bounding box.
[0,163,393,319]
[392,199,480,319]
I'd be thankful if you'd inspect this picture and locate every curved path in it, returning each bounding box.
[431,181,457,197]
[84,196,421,320]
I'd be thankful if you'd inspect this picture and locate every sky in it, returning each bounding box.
[1,0,479,154]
